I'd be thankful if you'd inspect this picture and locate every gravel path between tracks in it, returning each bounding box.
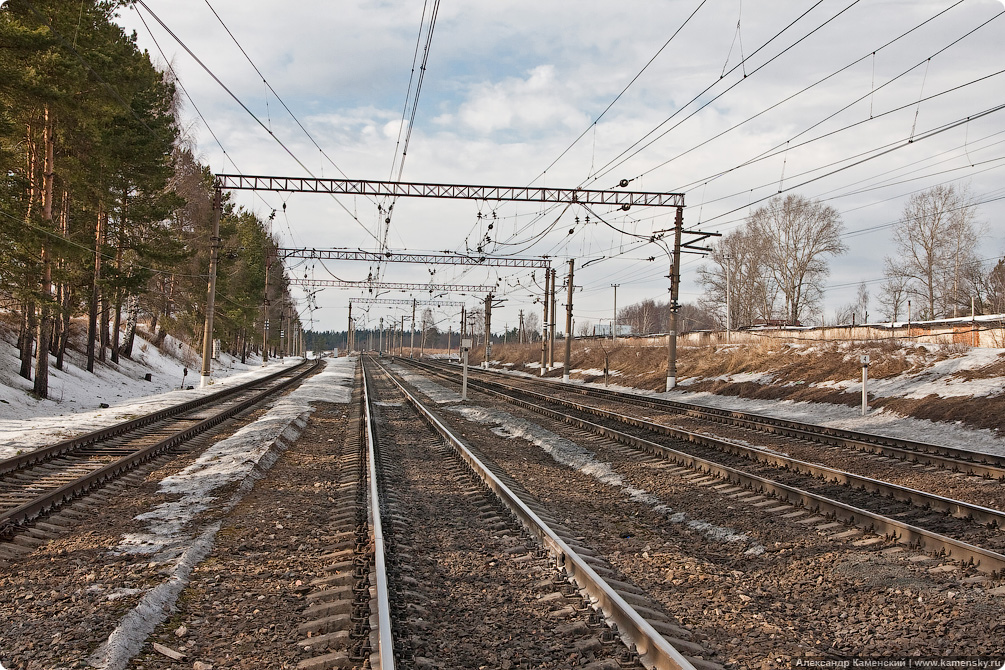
[391,364,1005,667]
[0,358,354,670]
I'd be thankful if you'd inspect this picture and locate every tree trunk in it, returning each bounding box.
[19,303,34,381]
[87,207,104,371]
[34,106,55,398]
[121,293,139,358]
[111,192,124,364]
[56,190,70,370]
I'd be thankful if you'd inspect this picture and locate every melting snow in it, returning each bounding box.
[85,356,356,670]
[449,404,763,552]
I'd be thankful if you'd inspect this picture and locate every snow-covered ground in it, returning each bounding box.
[0,332,301,459]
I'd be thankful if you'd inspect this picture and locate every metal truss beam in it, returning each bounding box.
[216,174,685,208]
[350,298,465,307]
[276,247,550,269]
[288,278,495,293]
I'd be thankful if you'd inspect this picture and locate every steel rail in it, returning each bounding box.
[0,360,320,538]
[367,357,697,670]
[477,378,1005,527]
[0,361,312,477]
[405,359,1005,527]
[399,359,1005,574]
[451,362,1005,478]
[361,363,397,670]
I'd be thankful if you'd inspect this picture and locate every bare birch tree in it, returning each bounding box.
[884,184,981,319]
[698,226,777,329]
[747,195,846,325]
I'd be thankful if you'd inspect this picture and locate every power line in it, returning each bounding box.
[134,0,381,245]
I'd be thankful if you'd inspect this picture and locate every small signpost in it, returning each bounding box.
[861,355,870,416]
[461,338,472,401]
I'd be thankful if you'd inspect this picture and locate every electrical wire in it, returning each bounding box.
[134,0,381,245]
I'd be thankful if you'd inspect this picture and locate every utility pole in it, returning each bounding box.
[200,187,222,387]
[666,207,683,392]
[262,256,270,365]
[611,284,619,342]
[540,269,549,376]
[410,298,416,358]
[379,317,384,355]
[563,259,574,383]
[400,315,405,355]
[518,309,524,344]
[549,267,557,368]
[484,293,493,367]
[725,253,731,344]
[348,302,353,353]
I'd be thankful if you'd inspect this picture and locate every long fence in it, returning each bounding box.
[590,317,1005,349]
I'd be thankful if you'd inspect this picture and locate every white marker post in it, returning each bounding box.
[461,338,472,401]
[861,355,870,416]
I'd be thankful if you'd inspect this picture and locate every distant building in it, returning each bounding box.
[593,324,634,337]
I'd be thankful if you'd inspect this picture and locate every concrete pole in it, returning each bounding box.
[861,355,870,415]
[200,187,222,387]
[612,284,619,342]
[410,299,416,358]
[262,256,270,365]
[725,254,731,344]
[484,293,493,368]
[348,302,353,353]
[549,268,557,368]
[563,259,574,383]
[666,207,683,392]
[379,317,384,355]
[540,269,550,375]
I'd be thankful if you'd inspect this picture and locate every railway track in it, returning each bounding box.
[0,359,319,541]
[418,359,1005,479]
[396,357,1005,574]
[362,356,715,670]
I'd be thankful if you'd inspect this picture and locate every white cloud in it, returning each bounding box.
[441,65,590,135]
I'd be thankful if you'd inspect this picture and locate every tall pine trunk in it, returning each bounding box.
[87,207,104,372]
[34,106,55,399]
[56,191,70,371]
[111,189,125,364]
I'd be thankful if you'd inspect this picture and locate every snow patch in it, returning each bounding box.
[87,356,357,670]
[449,404,762,552]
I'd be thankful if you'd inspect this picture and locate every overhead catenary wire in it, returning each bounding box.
[134,0,381,246]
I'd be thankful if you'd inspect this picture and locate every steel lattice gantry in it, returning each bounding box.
[350,298,466,307]
[287,278,495,293]
[216,174,685,208]
[275,247,550,269]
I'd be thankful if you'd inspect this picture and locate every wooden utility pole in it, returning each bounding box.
[563,260,574,383]
[666,207,683,391]
[200,187,223,387]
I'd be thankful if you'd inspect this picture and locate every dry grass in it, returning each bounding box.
[475,337,1005,434]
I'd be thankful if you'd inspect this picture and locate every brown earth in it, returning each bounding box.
[468,338,1005,435]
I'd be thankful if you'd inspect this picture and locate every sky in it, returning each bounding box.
[114,0,1005,335]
